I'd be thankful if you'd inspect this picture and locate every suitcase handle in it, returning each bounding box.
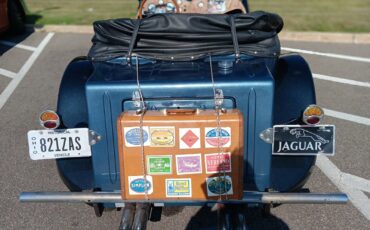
[165,109,198,115]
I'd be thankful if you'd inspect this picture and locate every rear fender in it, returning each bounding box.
[271,54,316,192]
[56,57,94,191]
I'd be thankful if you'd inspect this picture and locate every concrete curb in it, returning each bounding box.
[279,31,370,44]
[29,25,370,44]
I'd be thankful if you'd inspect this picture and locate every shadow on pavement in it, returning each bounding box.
[0,12,42,56]
[0,30,34,56]
[185,206,290,230]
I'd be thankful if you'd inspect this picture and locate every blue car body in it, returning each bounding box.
[56,54,316,207]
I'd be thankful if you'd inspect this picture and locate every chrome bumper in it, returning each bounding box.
[19,191,348,205]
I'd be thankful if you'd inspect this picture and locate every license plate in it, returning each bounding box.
[27,128,92,160]
[272,125,335,156]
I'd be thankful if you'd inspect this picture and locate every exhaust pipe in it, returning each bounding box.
[119,203,136,230]
[132,203,151,230]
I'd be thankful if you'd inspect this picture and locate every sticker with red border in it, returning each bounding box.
[205,152,232,174]
[205,127,231,148]
[179,128,201,149]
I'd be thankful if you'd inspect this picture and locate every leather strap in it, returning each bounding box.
[229,16,240,60]
[127,20,141,64]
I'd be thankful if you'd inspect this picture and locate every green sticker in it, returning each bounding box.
[147,155,172,175]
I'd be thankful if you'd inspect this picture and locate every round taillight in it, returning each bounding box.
[39,110,60,129]
[302,105,324,125]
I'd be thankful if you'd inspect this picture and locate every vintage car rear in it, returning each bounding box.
[20,3,347,229]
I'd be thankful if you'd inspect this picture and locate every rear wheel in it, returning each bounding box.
[8,0,25,35]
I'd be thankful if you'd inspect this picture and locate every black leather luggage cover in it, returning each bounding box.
[88,11,283,61]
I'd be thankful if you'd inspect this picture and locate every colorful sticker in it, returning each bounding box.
[166,178,192,197]
[205,127,231,148]
[150,127,175,147]
[208,0,226,13]
[128,175,153,195]
[147,155,172,175]
[176,154,202,175]
[179,128,201,149]
[205,152,232,174]
[124,127,150,147]
[206,176,233,197]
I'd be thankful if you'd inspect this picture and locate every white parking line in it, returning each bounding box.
[284,45,370,221]
[0,68,16,79]
[316,155,370,221]
[0,40,37,52]
[282,47,370,63]
[0,33,54,110]
[341,173,370,194]
[313,73,370,88]
[324,108,370,126]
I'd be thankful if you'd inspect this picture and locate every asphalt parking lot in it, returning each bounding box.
[0,31,369,230]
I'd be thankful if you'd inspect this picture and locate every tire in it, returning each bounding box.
[8,0,25,35]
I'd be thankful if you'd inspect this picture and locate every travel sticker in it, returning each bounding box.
[206,176,233,197]
[128,175,153,195]
[124,127,150,147]
[176,154,202,175]
[205,127,231,148]
[147,155,172,175]
[150,127,175,147]
[166,178,192,197]
[205,152,232,174]
[179,128,201,149]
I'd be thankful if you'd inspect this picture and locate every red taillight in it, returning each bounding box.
[43,121,58,129]
[302,105,324,125]
[39,110,60,129]
[306,116,320,125]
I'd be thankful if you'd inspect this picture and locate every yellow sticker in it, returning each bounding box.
[166,178,192,197]
[149,127,175,147]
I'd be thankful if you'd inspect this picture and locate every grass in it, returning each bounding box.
[26,0,138,24]
[250,0,370,32]
[26,0,370,32]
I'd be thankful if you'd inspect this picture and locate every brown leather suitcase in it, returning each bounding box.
[117,109,244,200]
